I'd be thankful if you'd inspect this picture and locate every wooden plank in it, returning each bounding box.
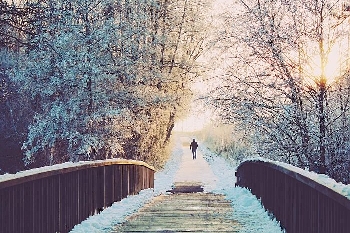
[113,183,240,232]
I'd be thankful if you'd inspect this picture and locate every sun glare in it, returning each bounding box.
[309,50,341,84]
[303,42,348,86]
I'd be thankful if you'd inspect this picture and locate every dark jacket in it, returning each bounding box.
[190,141,198,151]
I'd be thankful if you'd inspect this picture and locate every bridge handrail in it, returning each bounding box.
[236,159,350,233]
[0,158,155,233]
[0,159,154,189]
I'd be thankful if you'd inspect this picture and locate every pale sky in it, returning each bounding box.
[173,0,233,132]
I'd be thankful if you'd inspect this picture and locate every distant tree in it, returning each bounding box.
[0,0,36,172]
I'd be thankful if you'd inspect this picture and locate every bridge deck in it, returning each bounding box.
[69,136,282,232]
[112,182,240,232]
[111,136,239,232]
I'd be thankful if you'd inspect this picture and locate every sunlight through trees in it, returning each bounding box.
[205,0,350,183]
[1,0,349,185]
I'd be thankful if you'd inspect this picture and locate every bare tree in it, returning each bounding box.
[208,0,350,182]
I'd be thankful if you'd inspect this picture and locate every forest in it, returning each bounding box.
[0,0,209,172]
[1,0,349,185]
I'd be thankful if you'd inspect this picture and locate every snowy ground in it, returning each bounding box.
[201,147,284,233]
[70,135,284,232]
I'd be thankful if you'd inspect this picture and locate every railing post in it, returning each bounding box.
[0,159,154,233]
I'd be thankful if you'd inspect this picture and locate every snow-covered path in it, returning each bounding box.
[173,136,218,191]
[70,134,284,233]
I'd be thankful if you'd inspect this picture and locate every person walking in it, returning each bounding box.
[190,139,198,159]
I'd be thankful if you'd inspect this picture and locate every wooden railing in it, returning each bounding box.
[0,159,155,233]
[236,160,350,233]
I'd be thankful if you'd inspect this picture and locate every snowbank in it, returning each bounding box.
[201,147,285,233]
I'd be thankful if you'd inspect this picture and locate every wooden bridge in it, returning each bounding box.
[236,160,350,233]
[1,146,350,233]
[0,159,154,233]
[113,182,239,232]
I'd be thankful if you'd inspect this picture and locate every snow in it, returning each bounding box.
[241,157,350,200]
[2,134,346,232]
[70,135,284,232]
[173,137,218,191]
[0,161,77,182]
[201,147,284,233]
[70,138,183,232]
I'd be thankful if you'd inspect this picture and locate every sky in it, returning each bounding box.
[172,0,234,132]
[173,113,210,132]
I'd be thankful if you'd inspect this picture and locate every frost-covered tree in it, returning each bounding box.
[0,0,37,172]
[1,0,209,170]
[208,0,350,183]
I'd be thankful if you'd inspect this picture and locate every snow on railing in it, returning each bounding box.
[0,159,155,233]
[236,159,350,233]
[241,157,350,199]
[0,158,154,184]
